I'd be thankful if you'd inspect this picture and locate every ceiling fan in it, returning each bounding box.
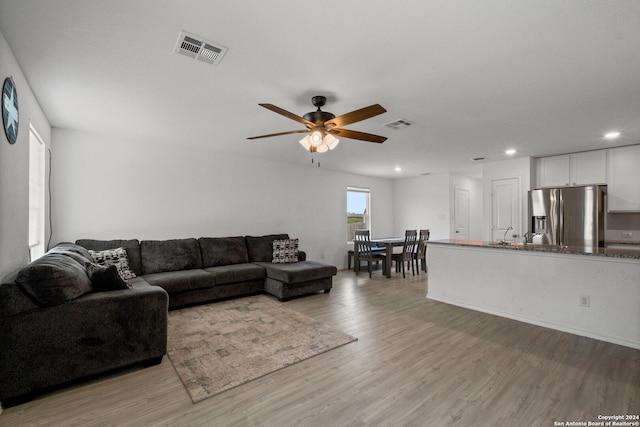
[247,96,387,153]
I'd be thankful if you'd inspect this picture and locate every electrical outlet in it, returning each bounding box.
[579,295,590,307]
[621,232,633,239]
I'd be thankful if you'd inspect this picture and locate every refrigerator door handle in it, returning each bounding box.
[558,194,564,246]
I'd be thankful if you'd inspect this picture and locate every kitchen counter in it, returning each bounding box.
[428,239,640,260]
[426,240,640,349]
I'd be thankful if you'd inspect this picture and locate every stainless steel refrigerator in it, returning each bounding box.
[529,185,606,247]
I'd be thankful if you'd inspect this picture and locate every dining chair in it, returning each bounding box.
[415,229,430,274]
[354,230,387,278]
[392,230,418,278]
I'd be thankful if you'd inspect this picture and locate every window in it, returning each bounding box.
[346,187,370,242]
[29,125,46,261]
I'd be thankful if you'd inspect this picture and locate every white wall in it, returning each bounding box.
[393,172,482,241]
[392,173,450,240]
[51,129,394,269]
[482,157,533,241]
[0,30,51,280]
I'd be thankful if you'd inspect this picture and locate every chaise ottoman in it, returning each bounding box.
[255,261,337,301]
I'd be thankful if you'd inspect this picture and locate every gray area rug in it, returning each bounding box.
[167,294,358,403]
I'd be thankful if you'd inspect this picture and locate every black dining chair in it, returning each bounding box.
[392,230,418,278]
[354,230,387,278]
[415,229,430,274]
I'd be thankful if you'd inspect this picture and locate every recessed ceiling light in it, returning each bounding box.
[505,149,517,155]
[604,131,620,140]
[394,166,402,172]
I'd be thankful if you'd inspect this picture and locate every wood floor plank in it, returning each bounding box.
[1,270,638,426]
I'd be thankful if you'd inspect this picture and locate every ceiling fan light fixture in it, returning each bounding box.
[309,130,324,147]
[316,143,329,153]
[299,135,312,150]
[324,133,339,150]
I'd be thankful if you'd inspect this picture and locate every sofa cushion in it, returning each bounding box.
[50,242,93,261]
[15,253,93,307]
[46,244,95,271]
[245,234,289,263]
[272,238,299,263]
[87,264,131,291]
[141,269,214,294]
[141,238,203,275]
[203,263,266,285]
[76,239,143,276]
[255,261,337,284]
[199,237,249,267]
[88,247,137,281]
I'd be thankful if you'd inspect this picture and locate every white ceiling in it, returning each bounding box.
[1,0,639,179]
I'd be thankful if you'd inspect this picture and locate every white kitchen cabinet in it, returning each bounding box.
[537,154,570,187]
[607,145,640,212]
[536,150,607,188]
[571,150,608,185]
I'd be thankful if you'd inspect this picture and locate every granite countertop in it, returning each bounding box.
[428,239,640,260]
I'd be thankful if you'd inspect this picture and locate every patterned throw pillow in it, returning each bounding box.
[272,239,299,263]
[89,247,137,281]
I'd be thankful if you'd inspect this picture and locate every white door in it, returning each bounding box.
[492,178,519,242]
[454,188,470,240]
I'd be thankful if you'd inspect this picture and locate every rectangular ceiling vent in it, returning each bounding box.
[384,118,415,130]
[174,31,228,66]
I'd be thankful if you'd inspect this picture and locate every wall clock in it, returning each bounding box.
[2,77,19,144]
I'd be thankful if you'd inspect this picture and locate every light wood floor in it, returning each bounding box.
[2,269,639,426]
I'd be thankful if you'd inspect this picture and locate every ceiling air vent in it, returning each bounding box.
[174,31,228,66]
[384,118,415,130]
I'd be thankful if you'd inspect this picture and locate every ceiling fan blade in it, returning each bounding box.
[247,129,309,140]
[325,104,387,128]
[258,103,316,128]
[330,128,387,143]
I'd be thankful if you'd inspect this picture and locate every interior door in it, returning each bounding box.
[491,178,519,241]
[454,187,470,239]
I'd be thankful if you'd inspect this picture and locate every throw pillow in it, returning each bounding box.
[87,264,131,291]
[272,239,299,263]
[89,247,137,281]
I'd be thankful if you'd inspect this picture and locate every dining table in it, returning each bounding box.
[369,237,406,278]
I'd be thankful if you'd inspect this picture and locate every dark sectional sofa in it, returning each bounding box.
[76,233,337,307]
[0,233,336,405]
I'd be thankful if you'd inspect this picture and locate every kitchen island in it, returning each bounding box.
[427,239,640,349]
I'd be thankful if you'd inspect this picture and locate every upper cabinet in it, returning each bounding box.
[536,150,607,188]
[607,145,640,212]
[571,151,608,186]
[536,154,570,187]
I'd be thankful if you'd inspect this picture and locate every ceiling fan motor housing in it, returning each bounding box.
[303,110,336,125]
[303,95,336,126]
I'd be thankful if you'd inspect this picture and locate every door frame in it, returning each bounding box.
[453,187,470,240]
[491,177,521,242]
